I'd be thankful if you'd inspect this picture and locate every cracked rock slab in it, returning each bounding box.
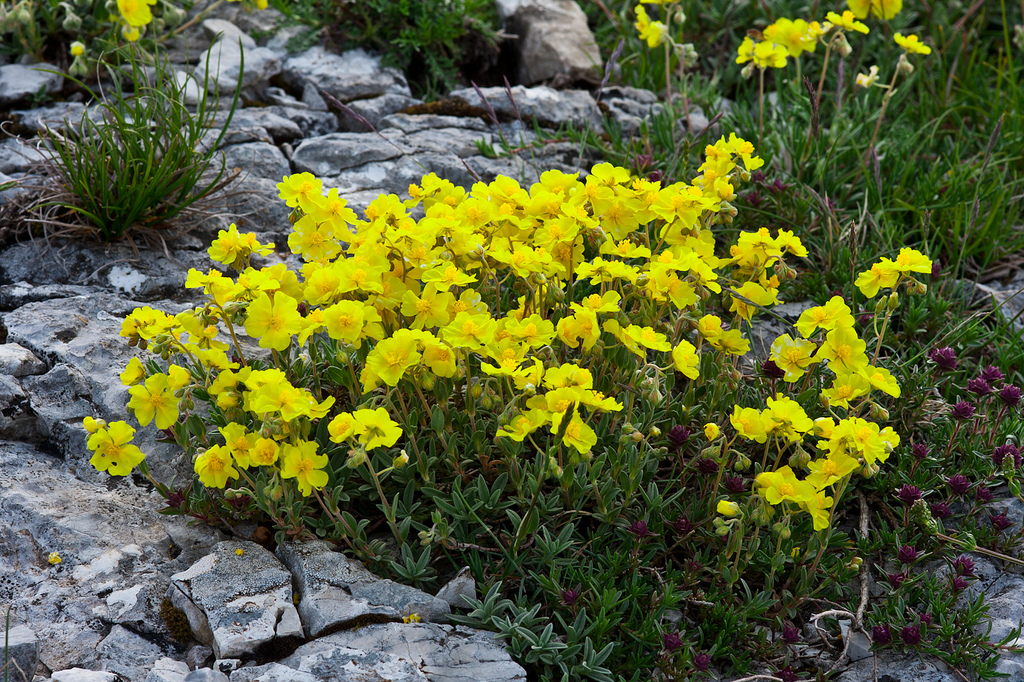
[278,623,526,682]
[276,541,450,638]
[171,541,303,658]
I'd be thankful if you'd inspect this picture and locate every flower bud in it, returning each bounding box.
[704,423,720,440]
[788,448,811,470]
[860,462,880,478]
[772,522,791,540]
[715,525,731,536]
[848,556,863,570]
[62,11,82,31]
[717,500,741,517]
[874,298,887,314]
[836,33,852,57]
[393,450,409,468]
[631,431,644,443]
[897,53,914,75]
[887,292,900,312]
[741,63,755,80]
[870,403,889,420]
[734,454,751,471]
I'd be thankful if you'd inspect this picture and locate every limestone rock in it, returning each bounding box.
[96,624,171,682]
[290,132,409,177]
[378,114,489,134]
[170,541,303,659]
[0,138,47,175]
[196,36,281,95]
[145,658,191,682]
[51,669,118,682]
[229,663,319,682]
[0,63,63,106]
[221,142,291,181]
[282,47,411,103]
[435,568,476,610]
[0,343,47,376]
[336,94,421,133]
[448,85,601,128]
[1,624,38,682]
[0,373,39,441]
[183,669,230,682]
[499,0,602,85]
[9,101,86,135]
[279,623,526,682]
[276,541,450,638]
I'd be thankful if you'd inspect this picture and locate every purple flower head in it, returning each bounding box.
[692,652,711,671]
[167,489,185,509]
[929,347,959,372]
[769,178,791,193]
[560,585,582,608]
[872,624,893,644]
[896,484,922,504]
[743,191,764,208]
[750,171,767,184]
[919,612,933,626]
[647,169,664,183]
[777,667,797,682]
[991,513,1013,532]
[1000,385,1022,408]
[901,624,922,646]
[628,520,656,539]
[952,555,975,577]
[671,516,694,535]
[857,313,872,326]
[993,444,1021,467]
[668,425,691,450]
[782,624,801,644]
[931,502,952,519]
[696,457,719,475]
[887,571,908,589]
[897,545,919,565]
[931,260,942,279]
[977,486,994,503]
[911,443,930,460]
[981,366,1005,384]
[946,474,971,496]
[662,631,684,652]
[951,575,968,592]
[686,559,702,573]
[634,153,654,170]
[761,359,786,379]
[967,377,993,397]
[725,476,746,493]
[951,400,976,421]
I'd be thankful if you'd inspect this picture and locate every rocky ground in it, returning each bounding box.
[3,1,1024,681]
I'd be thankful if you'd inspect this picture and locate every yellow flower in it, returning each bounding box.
[235,548,244,556]
[634,5,668,48]
[194,445,238,489]
[117,0,157,27]
[894,33,931,55]
[769,334,818,382]
[856,65,880,88]
[763,18,818,58]
[83,416,106,434]
[736,37,788,69]
[361,333,421,390]
[821,373,871,409]
[762,394,813,443]
[244,293,302,351]
[278,173,323,209]
[322,300,365,345]
[671,340,700,380]
[496,409,549,442]
[120,357,146,386]
[755,466,817,505]
[352,408,403,450]
[729,281,780,321]
[860,365,901,398]
[848,0,902,20]
[806,452,859,489]
[48,551,62,565]
[87,421,146,476]
[403,613,422,623]
[562,412,598,454]
[815,325,868,374]
[127,374,179,429]
[827,10,869,33]
[441,312,496,350]
[892,247,932,274]
[401,283,454,330]
[70,41,86,56]
[704,423,720,440]
[280,440,329,496]
[717,500,741,517]
[421,263,477,291]
[730,405,767,444]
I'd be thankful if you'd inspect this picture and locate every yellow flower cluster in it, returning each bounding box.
[98,134,804,507]
[727,248,929,529]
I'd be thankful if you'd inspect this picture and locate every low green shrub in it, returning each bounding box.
[32,44,240,242]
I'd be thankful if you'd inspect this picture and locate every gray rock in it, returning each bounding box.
[265,106,338,138]
[171,541,303,659]
[0,63,63,106]
[21,363,94,430]
[9,101,86,134]
[221,176,293,235]
[276,541,450,638]
[145,658,191,682]
[404,128,492,158]
[837,650,960,681]
[978,575,1024,647]
[262,87,305,108]
[300,83,328,111]
[837,619,872,662]
[221,142,291,181]
[185,645,215,672]
[449,85,601,128]
[1,624,38,682]
[336,94,421,132]
[280,623,526,682]
[322,154,475,198]
[0,171,26,205]
[229,663,319,682]
[281,47,411,103]
[213,660,241,675]
[995,657,1024,682]
[0,373,39,441]
[264,26,309,58]
[97,624,170,682]
[500,0,602,85]
[184,670,230,682]
[0,138,47,175]
[213,109,304,145]
[378,113,489,134]
[196,38,281,95]
[51,670,118,682]
[435,567,476,609]
[201,19,256,48]
[290,132,409,177]
[0,343,47,376]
